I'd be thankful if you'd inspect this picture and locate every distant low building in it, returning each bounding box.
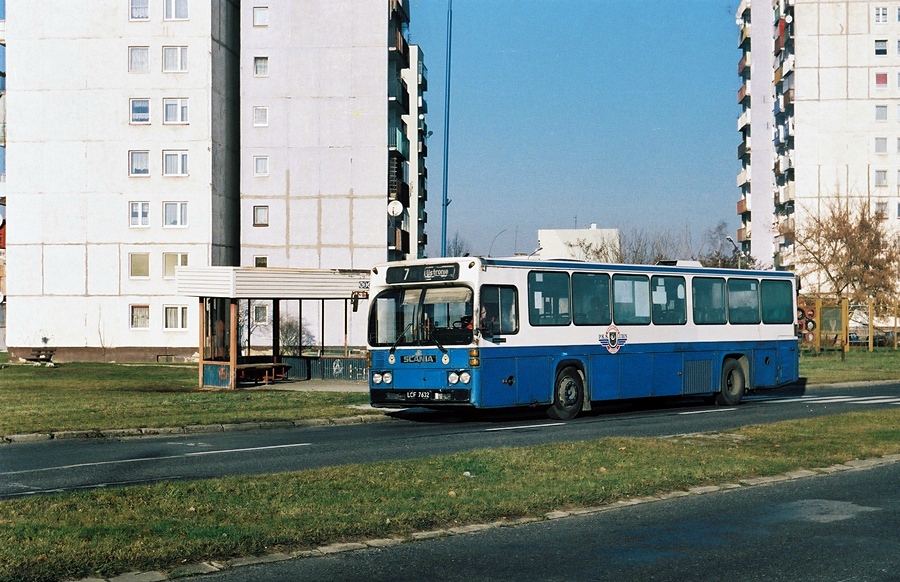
[538,225,620,262]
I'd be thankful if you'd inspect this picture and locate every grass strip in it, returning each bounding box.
[0,363,374,435]
[799,348,900,384]
[1,409,899,582]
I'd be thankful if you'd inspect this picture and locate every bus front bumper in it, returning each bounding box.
[370,388,471,407]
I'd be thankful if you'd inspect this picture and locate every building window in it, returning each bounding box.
[129,150,150,176]
[876,105,888,121]
[253,106,269,127]
[130,201,150,227]
[164,306,189,330]
[877,73,888,88]
[876,201,889,217]
[253,6,269,26]
[163,151,189,176]
[254,256,268,268]
[130,98,150,124]
[131,305,151,329]
[875,170,888,186]
[253,205,269,226]
[253,304,269,325]
[130,0,149,20]
[163,98,189,124]
[876,137,888,153]
[876,40,888,55]
[165,0,189,20]
[163,201,188,227]
[163,253,189,278]
[253,156,269,176]
[129,46,150,72]
[254,56,269,77]
[130,253,150,278]
[876,6,888,23]
[163,47,188,72]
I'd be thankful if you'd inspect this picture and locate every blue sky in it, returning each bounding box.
[408,0,743,257]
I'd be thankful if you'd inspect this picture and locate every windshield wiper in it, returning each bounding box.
[389,322,414,356]
[429,329,448,355]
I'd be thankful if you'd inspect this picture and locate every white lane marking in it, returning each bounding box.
[678,408,738,415]
[762,395,900,405]
[485,422,566,432]
[0,442,312,476]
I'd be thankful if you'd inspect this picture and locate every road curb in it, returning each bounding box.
[65,452,900,582]
[1,413,396,444]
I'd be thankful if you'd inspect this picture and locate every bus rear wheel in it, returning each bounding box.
[716,359,745,406]
[548,366,584,420]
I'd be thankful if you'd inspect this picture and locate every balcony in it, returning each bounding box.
[737,226,750,242]
[738,138,751,160]
[737,81,750,105]
[736,167,750,187]
[739,23,751,48]
[389,179,411,207]
[776,182,796,206]
[0,20,5,47]
[782,88,794,108]
[738,52,751,77]
[388,77,409,115]
[389,29,410,69]
[418,207,427,222]
[418,231,428,246]
[737,197,750,215]
[418,138,428,158]
[418,60,428,91]
[737,108,750,131]
[388,227,411,254]
[388,126,410,159]
[390,0,409,24]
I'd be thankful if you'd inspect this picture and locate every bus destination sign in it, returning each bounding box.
[386,264,459,284]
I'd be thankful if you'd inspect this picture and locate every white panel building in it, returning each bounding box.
[4,0,427,361]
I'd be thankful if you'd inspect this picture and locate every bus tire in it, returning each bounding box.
[716,359,745,406]
[548,366,584,420]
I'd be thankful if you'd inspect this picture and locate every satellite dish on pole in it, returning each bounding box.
[387,200,404,217]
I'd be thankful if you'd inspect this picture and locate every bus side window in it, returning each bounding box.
[573,272,611,326]
[727,278,761,324]
[527,272,571,326]
[612,274,650,325]
[480,284,520,335]
[692,277,726,325]
[651,275,686,325]
[761,279,794,324]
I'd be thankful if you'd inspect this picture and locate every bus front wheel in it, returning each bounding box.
[548,366,584,420]
[716,359,745,406]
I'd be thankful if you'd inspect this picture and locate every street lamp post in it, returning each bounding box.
[440,0,453,257]
[726,236,744,269]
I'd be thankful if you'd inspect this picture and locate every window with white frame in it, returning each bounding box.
[164,305,189,330]
[163,151,189,176]
[130,253,150,278]
[130,0,149,20]
[876,40,888,55]
[164,306,189,330]
[253,156,269,176]
[253,205,269,226]
[876,105,888,120]
[131,305,151,329]
[253,106,269,127]
[253,6,269,26]
[163,46,188,72]
[254,56,269,77]
[253,303,269,325]
[129,150,150,176]
[876,6,888,23]
[130,201,150,227]
[165,0,189,20]
[163,253,189,278]
[163,98,189,124]
[254,256,268,268]
[129,46,150,72]
[130,98,150,124]
[163,202,188,226]
[876,137,888,153]
[875,169,888,186]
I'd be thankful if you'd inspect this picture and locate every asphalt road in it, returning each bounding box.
[179,461,900,582]
[1,382,899,499]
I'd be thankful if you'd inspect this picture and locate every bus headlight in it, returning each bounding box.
[382,371,393,384]
[459,371,472,384]
[372,372,383,384]
[448,371,459,385]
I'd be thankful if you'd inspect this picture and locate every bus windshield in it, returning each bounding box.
[369,285,474,347]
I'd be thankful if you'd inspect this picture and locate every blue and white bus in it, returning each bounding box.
[367,257,799,419]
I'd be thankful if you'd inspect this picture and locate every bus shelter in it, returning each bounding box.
[176,267,369,389]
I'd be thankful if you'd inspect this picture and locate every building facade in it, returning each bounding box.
[739,0,900,280]
[4,0,426,361]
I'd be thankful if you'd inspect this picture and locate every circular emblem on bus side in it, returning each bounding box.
[599,325,628,354]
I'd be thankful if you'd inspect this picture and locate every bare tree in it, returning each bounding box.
[278,316,317,356]
[566,225,703,265]
[446,231,472,257]
[792,198,900,304]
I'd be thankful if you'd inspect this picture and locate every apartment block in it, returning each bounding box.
[4,0,426,361]
[739,0,900,280]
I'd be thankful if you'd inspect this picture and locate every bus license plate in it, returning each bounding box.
[407,391,433,400]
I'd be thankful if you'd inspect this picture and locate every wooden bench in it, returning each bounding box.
[236,362,292,385]
[26,348,57,363]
